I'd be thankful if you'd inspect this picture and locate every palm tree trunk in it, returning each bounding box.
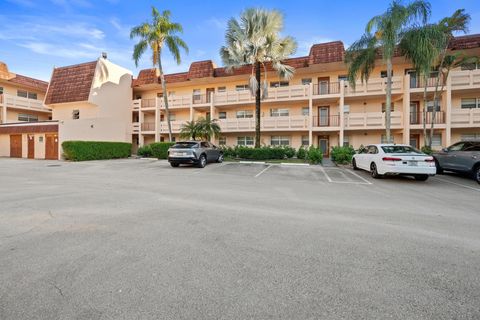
[422,74,428,147]
[255,61,261,148]
[158,55,173,142]
[429,50,447,148]
[385,58,393,143]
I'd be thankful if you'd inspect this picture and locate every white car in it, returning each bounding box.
[352,144,436,181]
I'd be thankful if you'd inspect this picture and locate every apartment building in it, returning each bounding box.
[0,61,56,159]
[131,34,480,156]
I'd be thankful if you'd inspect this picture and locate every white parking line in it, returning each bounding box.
[345,169,373,185]
[254,165,272,178]
[432,177,480,192]
[319,166,332,182]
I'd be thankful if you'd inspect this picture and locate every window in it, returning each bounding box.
[381,145,422,154]
[0,87,3,94]
[461,133,480,141]
[461,98,478,109]
[236,84,249,91]
[18,114,38,122]
[27,92,37,100]
[381,103,395,113]
[380,70,392,78]
[301,78,312,85]
[17,90,28,98]
[270,108,289,117]
[301,107,309,116]
[381,135,394,144]
[72,109,80,120]
[270,81,289,88]
[464,142,480,151]
[168,113,176,121]
[236,110,253,118]
[427,100,441,112]
[218,112,227,119]
[271,136,290,146]
[237,136,254,146]
[367,146,378,154]
[193,89,201,102]
[431,134,442,147]
[301,135,309,146]
[157,93,163,98]
[343,136,350,147]
[217,86,226,93]
[338,75,348,82]
[219,136,226,146]
[171,136,176,142]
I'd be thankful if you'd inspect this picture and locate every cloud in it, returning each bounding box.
[20,42,99,59]
[205,17,227,30]
[110,17,131,38]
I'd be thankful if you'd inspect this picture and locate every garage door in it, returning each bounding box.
[10,134,22,158]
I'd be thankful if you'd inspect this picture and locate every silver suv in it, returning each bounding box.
[433,141,480,184]
[168,141,223,168]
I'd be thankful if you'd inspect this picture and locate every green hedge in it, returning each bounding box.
[229,146,292,160]
[137,145,153,157]
[150,142,175,159]
[62,141,131,161]
[306,146,323,164]
[330,145,356,164]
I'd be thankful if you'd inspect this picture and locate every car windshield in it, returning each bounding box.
[172,142,197,149]
[381,146,422,154]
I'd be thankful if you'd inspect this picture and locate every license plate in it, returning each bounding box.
[174,152,186,156]
[409,161,417,166]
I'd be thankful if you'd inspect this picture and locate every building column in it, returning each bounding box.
[403,74,411,145]
[189,95,194,121]
[210,92,216,144]
[139,106,144,146]
[308,83,313,146]
[339,80,345,146]
[1,98,6,124]
[154,97,160,142]
[445,75,452,146]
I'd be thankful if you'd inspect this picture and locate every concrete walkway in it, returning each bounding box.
[321,157,336,167]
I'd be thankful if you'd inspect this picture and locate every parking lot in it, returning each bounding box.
[1,158,479,319]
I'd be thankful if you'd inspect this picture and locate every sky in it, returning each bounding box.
[1,0,479,81]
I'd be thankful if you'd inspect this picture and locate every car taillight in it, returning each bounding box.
[382,157,402,161]
[424,157,434,162]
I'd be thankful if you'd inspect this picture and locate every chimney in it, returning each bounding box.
[102,52,107,59]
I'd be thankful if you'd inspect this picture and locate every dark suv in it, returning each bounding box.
[168,141,223,168]
[433,141,480,184]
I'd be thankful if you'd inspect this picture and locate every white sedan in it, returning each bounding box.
[352,144,436,181]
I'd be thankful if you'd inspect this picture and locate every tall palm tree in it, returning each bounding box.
[179,120,200,140]
[196,117,221,141]
[345,0,430,143]
[220,8,297,147]
[131,7,188,142]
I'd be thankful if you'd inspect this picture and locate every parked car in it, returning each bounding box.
[433,141,480,184]
[352,144,436,181]
[168,141,223,168]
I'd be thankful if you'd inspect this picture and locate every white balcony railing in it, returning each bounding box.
[344,111,403,129]
[451,108,480,127]
[132,122,140,133]
[1,94,51,112]
[218,116,309,132]
[159,120,184,133]
[450,69,480,89]
[344,76,403,96]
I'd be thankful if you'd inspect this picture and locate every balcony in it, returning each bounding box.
[214,85,309,106]
[0,94,51,113]
[218,116,309,132]
[344,111,403,129]
[159,120,184,133]
[312,82,340,96]
[344,76,403,97]
[312,115,340,127]
[409,111,445,125]
[450,69,480,89]
[451,108,480,128]
[409,77,442,89]
[132,122,140,133]
[141,122,155,132]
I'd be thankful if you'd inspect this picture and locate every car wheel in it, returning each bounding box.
[197,154,207,168]
[370,162,381,179]
[217,153,224,163]
[474,165,480,184]
[170,162,179,167]
[352,158,359,170]
[435,159,444,174]
[414,174,429,181]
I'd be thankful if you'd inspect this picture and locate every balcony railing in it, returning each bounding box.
[344,76,403,96]
[409,77,442,89]
[192,94,212,105]
[159,120,184,133]
[0,94,51,112]
[451,108,480,127]
[312,115,340,127]
[132,122,140,133]
[218,116,309,132]
[451,69,480,88]
[141,122,155,131]
[410,111,445,125]
[344,111,403,129]
[313,82,340,95]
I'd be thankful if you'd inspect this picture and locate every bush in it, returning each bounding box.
[235,146,287,160]
[137,145,153,157]
[220,146,237,158]
[62,141,131,161]
[421,146,433,155]
[297,146,307,160]
[307,146,323,164]
[331,145,356,164]
[150,142,175,159]
[283,146,296,158]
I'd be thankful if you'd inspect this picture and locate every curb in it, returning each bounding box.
[280,163,310,166]
[239,161,266,164]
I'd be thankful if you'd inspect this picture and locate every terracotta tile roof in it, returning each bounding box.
[45,61,97,105]
[188,60,215,79]
[448,34,480,50]
[309,41,345,65]
[165,72,188,83]
[8,74,48,92]
[132,68,159,87]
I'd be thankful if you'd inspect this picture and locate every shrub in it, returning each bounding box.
[235,146,287,160]
[307,146,323,164]
[137,145,153,157]
[220,146,237,158]
[150,142,175,159]
[421,146,433,155]
[331,145,356,164]
[62,141,131,161]
[297,146,307,160]
[283,146,296,158]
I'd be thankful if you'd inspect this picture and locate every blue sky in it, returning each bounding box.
[1,0,479,81]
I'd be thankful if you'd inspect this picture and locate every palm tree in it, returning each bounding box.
[345,0,430,143]
[131,7,188,142]
[179,120,200,140]
[220,8,297,147]
[196,117,221,141]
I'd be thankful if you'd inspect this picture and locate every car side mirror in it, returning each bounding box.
[442,148,449,152]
